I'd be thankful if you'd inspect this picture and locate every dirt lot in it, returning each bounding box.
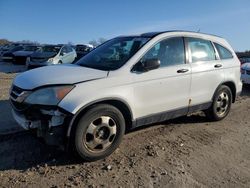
[0,69,250,188]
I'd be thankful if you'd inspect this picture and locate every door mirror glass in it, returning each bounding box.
[133,59,160,72]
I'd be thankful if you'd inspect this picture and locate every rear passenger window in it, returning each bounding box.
[188,38,216,63]
[142,37,185,68]
[214,43,233,59]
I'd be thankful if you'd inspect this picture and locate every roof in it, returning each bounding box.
[140,30,223,39]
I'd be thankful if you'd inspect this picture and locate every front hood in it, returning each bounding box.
[13,64,108,90]
[242,63,250,70]
[13,51,34,57]
[30,52,57,59]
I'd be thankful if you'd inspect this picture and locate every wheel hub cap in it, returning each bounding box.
[84,116,117,152]
[215,92,229,116]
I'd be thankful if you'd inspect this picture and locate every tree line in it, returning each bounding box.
[0,38,107,47]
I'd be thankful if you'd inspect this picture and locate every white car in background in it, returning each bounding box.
[10,31,242,161]
[27,44,76,69]
[241,62,250,84]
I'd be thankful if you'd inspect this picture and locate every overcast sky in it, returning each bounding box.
[0,0,250,51]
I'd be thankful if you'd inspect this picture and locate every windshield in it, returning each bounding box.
[76,45,92,52]
[24,46,38,51]
[38,46,61,53]
[76,37,150,70]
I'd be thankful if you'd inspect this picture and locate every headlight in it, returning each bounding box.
[48,58,54,63]
[25,85,74,105]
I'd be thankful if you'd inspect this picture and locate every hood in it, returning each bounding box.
[13,64,108,90]
[13,51,34,57]
[30,52,57,59]
[242,62,250,70]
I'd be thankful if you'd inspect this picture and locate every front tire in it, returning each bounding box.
[74,104,125,161]
[205,85,232,121]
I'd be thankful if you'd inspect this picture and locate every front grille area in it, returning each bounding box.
[15,56,27,64]
[10,85,24,100]
[10,85,30,111]
[246,70,250,75]
[30,57,48,62]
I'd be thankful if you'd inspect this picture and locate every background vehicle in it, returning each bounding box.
[27,44,76,69]
[239,57,250,65]
[74,44,94,61]
[1,45,24,62]
[13,45,40,65]
[241,62,250,85]
[10,31,242,161]
[0,43,21,56]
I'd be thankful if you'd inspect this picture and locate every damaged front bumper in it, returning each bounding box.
[11,104,73,146]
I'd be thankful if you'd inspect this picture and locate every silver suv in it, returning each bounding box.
[10,31,242,161]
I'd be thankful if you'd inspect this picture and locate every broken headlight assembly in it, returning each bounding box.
[25,85,75,105]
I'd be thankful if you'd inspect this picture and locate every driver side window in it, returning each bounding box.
[61,47,67,54]
[141,37,185,68]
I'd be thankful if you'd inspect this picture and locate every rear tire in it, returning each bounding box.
[205,85,232,121]
[74,104,125,161]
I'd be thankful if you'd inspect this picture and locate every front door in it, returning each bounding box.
[132,37,191,125]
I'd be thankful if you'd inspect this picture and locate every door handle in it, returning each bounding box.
[214,64,222,68]
[177,69,189,73]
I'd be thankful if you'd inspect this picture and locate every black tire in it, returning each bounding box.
[58,60,63,64]
[205,85,232,121]
[74,104,125,161]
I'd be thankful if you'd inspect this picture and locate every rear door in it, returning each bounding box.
[187,37,224,110]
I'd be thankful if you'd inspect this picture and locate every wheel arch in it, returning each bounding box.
[66,98,134,138]
[214,81,236,103]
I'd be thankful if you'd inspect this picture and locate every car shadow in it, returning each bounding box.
[0,61,26,73]
[0,99,80,171]
[0,100,24,135]
[241,84,250,97]
[0,111,207,171]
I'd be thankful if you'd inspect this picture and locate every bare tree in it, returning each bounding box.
[89,38,107,47]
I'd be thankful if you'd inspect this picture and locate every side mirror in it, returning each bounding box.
[133,59,160,72]
[60,52,66,56]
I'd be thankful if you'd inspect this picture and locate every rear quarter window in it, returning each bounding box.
[214,43,233,59]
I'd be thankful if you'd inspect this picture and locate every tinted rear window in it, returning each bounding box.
[214,43,233,59]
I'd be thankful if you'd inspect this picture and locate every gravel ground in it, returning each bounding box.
[0,70,250,188]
